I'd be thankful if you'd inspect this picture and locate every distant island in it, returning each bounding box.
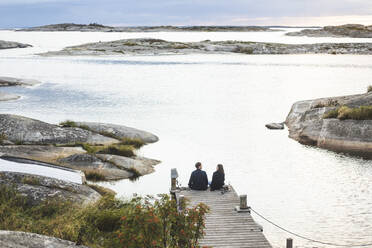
[18,23,279,32]
[286,24,372,38]
[39,38,372,56]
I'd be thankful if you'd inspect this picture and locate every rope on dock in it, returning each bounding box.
[250,207,372,247]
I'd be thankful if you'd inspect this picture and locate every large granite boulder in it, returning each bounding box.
[0,114,118,145]
[285,92,372,158]
[0,40,31,50]
[0,171,101,205]
[0,231,88,248]
[75,121,159,143]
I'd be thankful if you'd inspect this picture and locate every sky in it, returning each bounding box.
[0,0,372,28]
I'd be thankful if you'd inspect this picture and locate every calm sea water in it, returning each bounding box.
[1,29,372,247]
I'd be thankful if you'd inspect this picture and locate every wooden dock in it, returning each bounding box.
[174,186,272,248]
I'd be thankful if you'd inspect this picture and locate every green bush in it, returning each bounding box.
[0,185,209,248]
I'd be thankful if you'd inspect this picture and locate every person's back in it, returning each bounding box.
[210,164,225,191]
[188,162,208,190]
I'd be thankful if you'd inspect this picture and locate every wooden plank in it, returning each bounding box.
[175,186,272,248]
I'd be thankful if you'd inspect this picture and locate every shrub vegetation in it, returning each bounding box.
[323,106,372,120]
[83,170,106,182]
[0,185,209,248]
[368,85,372,93]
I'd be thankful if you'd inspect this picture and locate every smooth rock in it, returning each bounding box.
[285,92,372,158]
[0,145,85,165]
[0,231,88,248]
[0,171,101,205]
[96,154,160,176]
[265,122,284,130]
[75,121,159,143]
[0,114,118,145]
[0,76,41,87]
[0,40,31,50]
[0,92,20,101]
[58,153,134,180]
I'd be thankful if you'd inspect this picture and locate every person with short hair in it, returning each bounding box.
[188,162,208,190]
[210,164,225,191]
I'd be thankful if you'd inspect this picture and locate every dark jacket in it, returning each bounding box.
[188,169,208,190]
[210,171,225,191]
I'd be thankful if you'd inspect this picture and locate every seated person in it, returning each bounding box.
[188,162,208,190]
[210,164,225,191]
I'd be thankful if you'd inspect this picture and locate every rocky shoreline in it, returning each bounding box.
[286,24,372,38]
[18,23,277,32]
[285,90,372,158]
[39,38,372,56]
[0,40,31,49]
[0,114,160,181]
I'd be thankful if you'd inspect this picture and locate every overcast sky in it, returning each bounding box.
[0,0,372,28]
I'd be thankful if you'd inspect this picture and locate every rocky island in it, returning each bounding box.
[0,76,41,101]
[19,23,277,32]
[285,89,372,158]
[39,38,372,56]
[0,40,31,49]
[286,24,372,38]
[0,114,160,181]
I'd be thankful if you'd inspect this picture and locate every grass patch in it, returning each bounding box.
[59,120,90,131]
[0,185,209,248]
[88,184,115,197]
[127,168,141,181]
[313,99,339,109]
[83,170,106,182]
[323,108,339,119]
[0,132,7,145]
[21,176,41,186]
[98,144,135,157]
[120,137,145,149]
[323,106,372,120]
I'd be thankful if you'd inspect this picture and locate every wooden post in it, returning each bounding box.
[170,168,178,191]
[171,178,177,191]
[240,195,248,209]
[178,195,185,211]
[286,238,293,248]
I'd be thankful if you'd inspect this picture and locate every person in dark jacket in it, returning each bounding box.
[210,164,225,191]
[188,162,208,190]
